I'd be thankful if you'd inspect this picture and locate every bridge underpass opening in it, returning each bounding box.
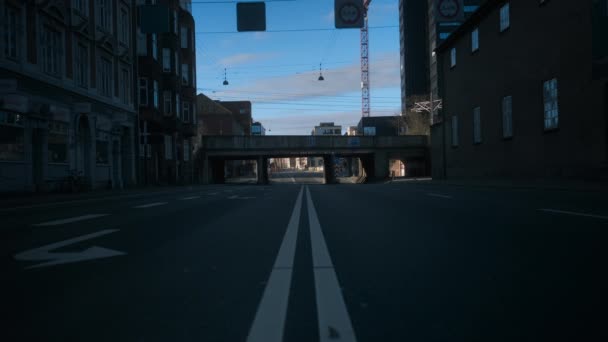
[268,155,367,185]
[223,159,258,184]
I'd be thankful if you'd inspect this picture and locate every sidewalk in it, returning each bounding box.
[388,177,608,192]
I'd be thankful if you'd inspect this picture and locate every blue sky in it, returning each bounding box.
[193,0,401,135]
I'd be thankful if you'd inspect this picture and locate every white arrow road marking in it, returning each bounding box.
[33,214,109,227]
[306,186,357,342]
[133,202,167,208]
[14,229,125,269]
[247,186,304,342]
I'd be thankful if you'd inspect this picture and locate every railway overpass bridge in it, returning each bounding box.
[195,135,430,184]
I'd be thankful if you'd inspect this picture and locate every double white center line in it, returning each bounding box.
[247,186,356,342]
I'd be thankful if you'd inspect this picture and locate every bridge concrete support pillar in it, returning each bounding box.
[201,155,210,184]
[210,159,225,184]
[257,156,268,184]
[374,151,390,181]
[323,155,337,184]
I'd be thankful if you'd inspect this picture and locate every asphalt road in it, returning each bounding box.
[3,180,608,341]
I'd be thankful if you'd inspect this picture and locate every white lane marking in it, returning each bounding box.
[33,214,109,227]
[247,186,304,342]
[133,202,167,209]
[427,193,453,199]
[306,186,357,342]
[228,195,238,199]
[290,177,296,184]
[538,209,608,220]
[208,192,219,195]
[179,196,200,200]
[14,229,125,269]
[0,187,224,212]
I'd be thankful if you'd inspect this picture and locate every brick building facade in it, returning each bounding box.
[432,0,608,180]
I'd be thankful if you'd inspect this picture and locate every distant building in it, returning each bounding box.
[346,126,358,136]
[196,94,245,136]
[312,122,342,136]
[252,122,266,136]
[432,0,608,180]
[357,116,406,136]
[217,101,252,135]
[0,0,139,192]
[310,122,342,169]
[399,0,481,116]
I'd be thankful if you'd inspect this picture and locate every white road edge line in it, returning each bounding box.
[306,186,357,342]
[33,214,110,227]
[133,202,167,209]
[246,186,304,342]
[538,208,608,220]
[427,193,453,199]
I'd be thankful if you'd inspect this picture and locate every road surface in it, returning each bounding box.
[3,181,608,341]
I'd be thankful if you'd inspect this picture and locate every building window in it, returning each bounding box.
[73,0,89,16]
[48,121,68,163]
[3,6,20,60]
[473,107,481,144]
[182,64,189,85]
[175,51,179,74]
[41,26,62,77]
[176,94,180,120]
[139,78,148,106]
[96,131,109,165]
[98,57,113,97]
[0,112,25,161]
[74,42,88,88]
[97,0,112,32]
[451,115,459,147]
[450,48,456,67]
[137,29,147,55]
[500,3,510,32]
[192,105,197,124]
[471,28,479,52]
[151,33,157,60]
[162,48,171,72]
[183,140,190,161]
[119,8,130,46]
[120,68,131,104]
[153,80,159,108]
[164,135,173,160]
[173,10,178,34]
[543,78,559,130]
[181,26,188,48]
[163,91,172,115]
[502,96,513,138]
[183,101,190,123]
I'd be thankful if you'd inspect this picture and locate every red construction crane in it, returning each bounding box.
[361,0,371,117]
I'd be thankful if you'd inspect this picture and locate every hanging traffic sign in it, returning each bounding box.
[335,0,364,29]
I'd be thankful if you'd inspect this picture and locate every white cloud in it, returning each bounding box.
[218,53,276,67]
[323,9,334,23]
[213,52,400,103]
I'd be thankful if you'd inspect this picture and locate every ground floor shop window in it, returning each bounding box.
[96,131,110,165]
[0,112,25,161]
[48,121,68,163]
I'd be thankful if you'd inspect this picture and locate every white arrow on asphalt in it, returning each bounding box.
[14,229,126,269]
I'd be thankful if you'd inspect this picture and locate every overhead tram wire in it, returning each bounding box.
[197,25,398,34]
[198,87,401,99]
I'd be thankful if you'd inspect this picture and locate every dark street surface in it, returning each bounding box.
[3,180,608,341]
